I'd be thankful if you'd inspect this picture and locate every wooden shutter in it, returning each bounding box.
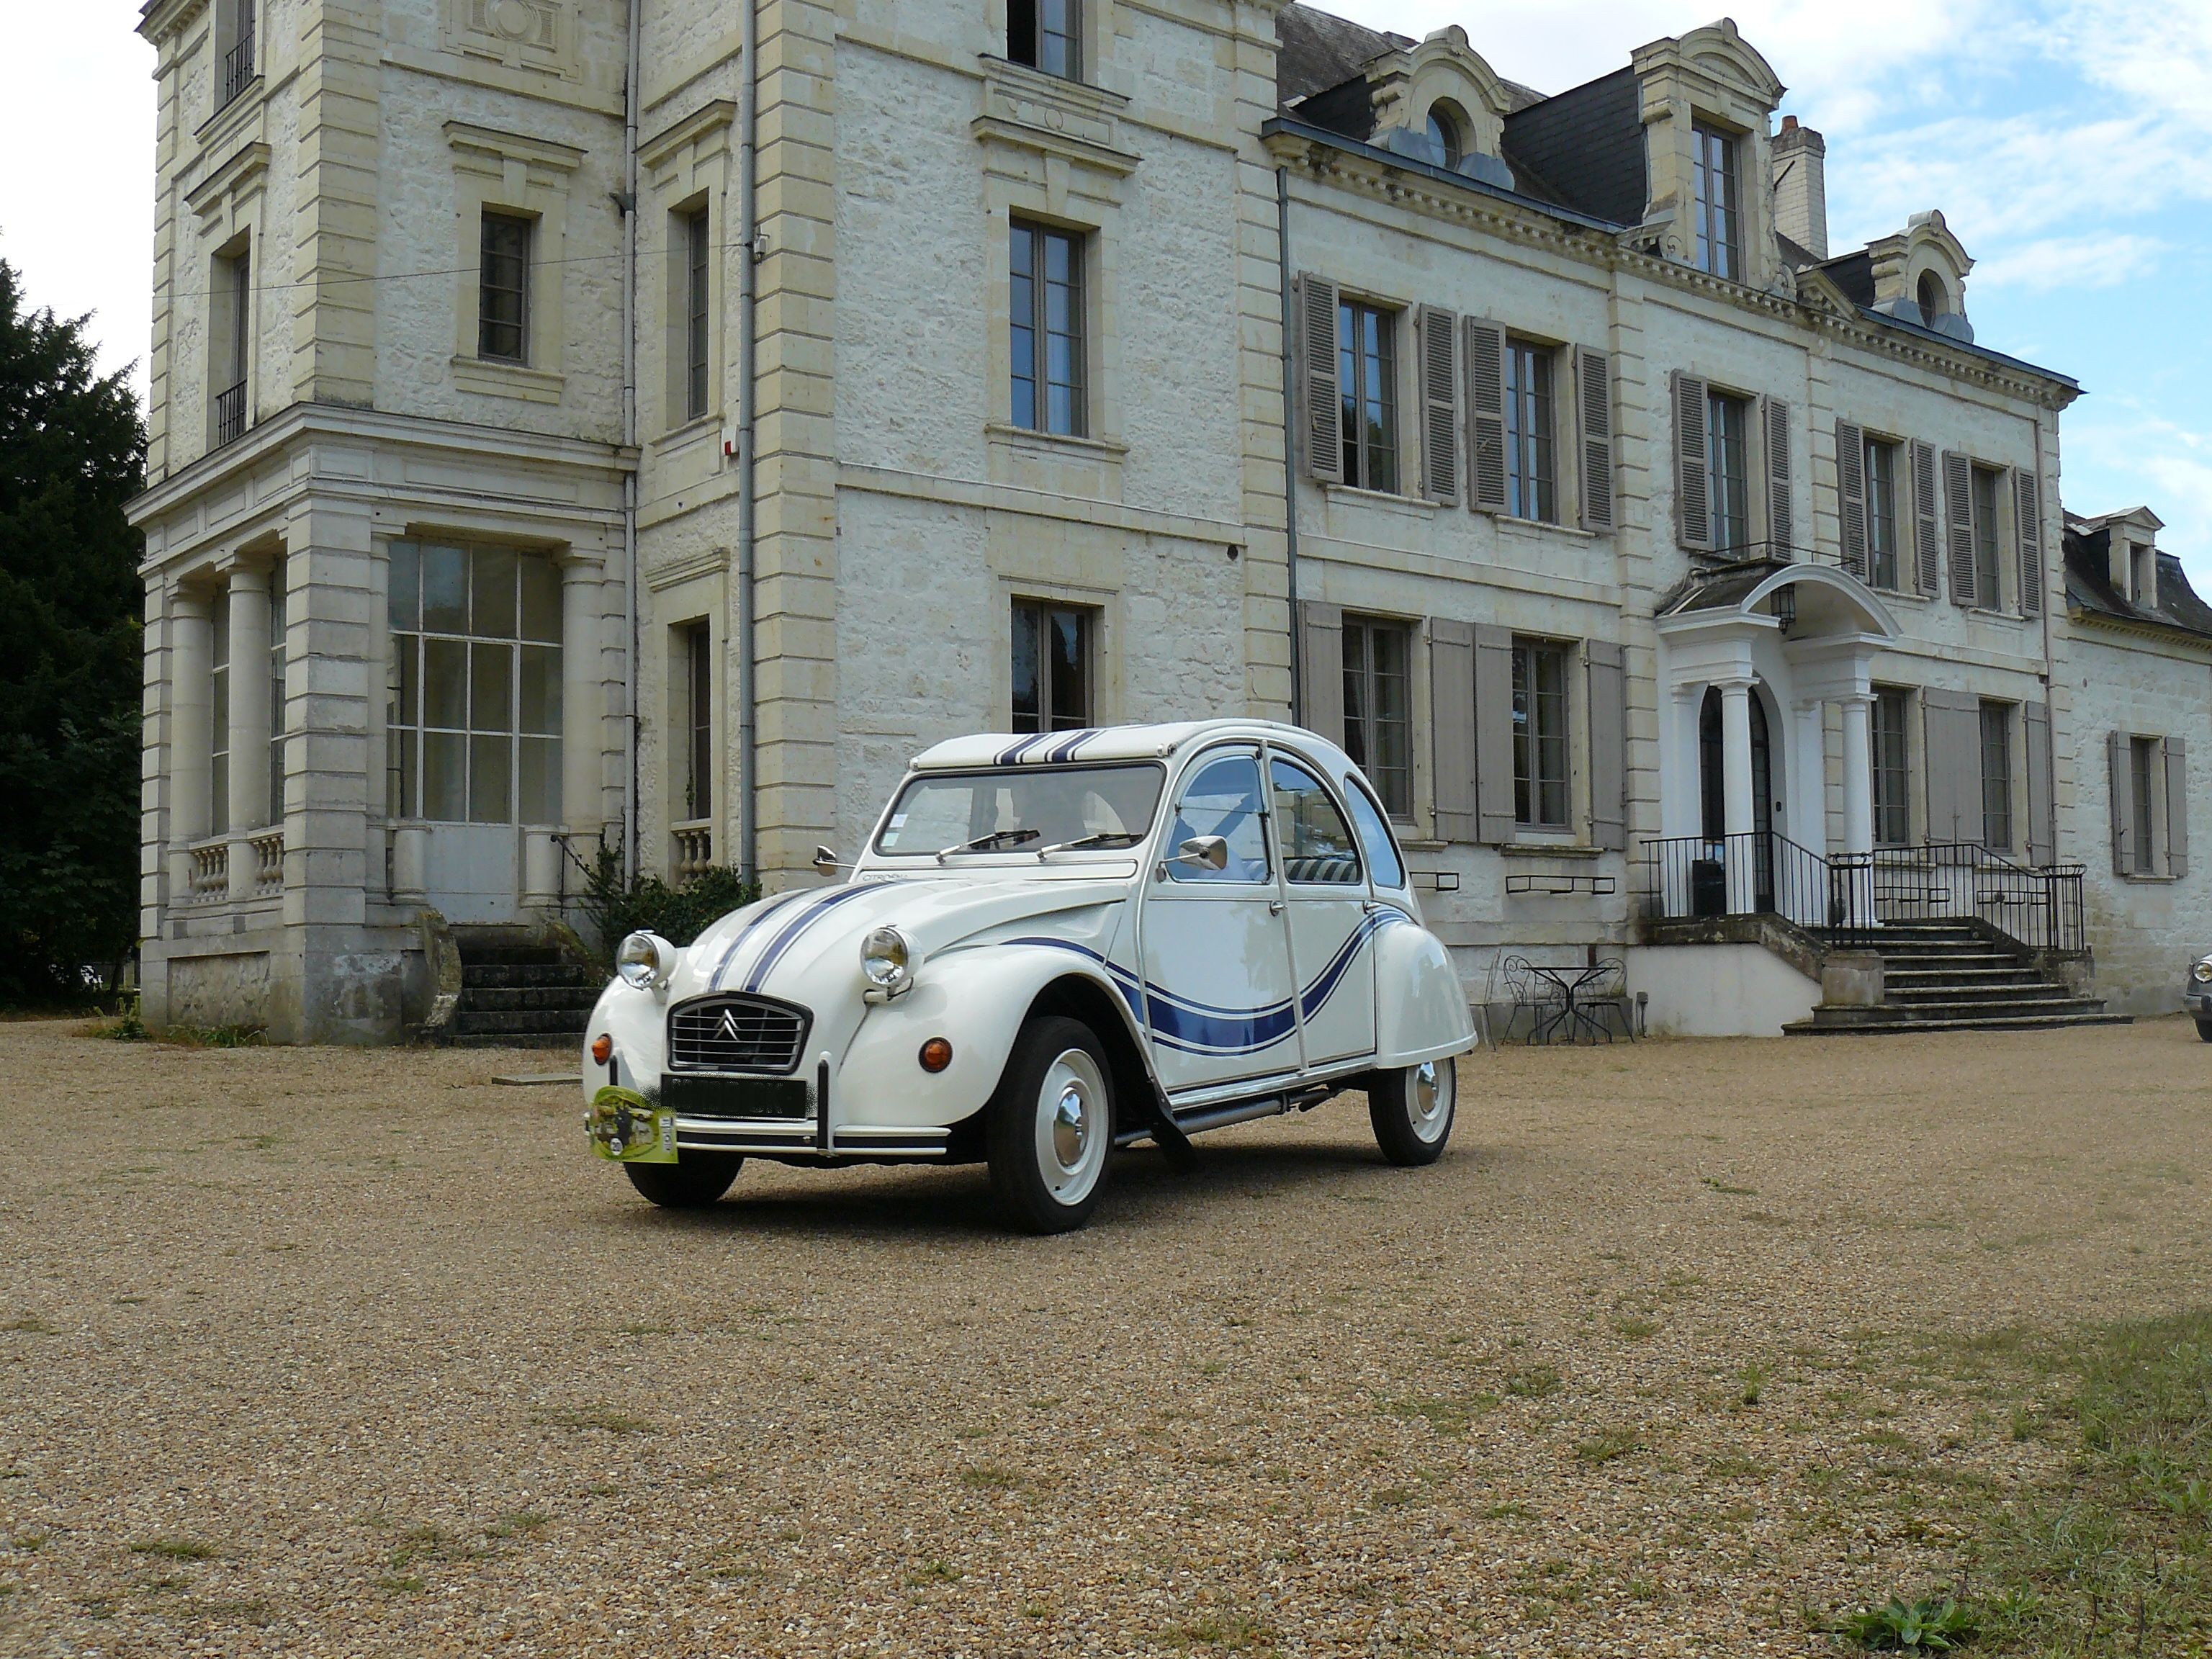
[2015,467,2044,617]
[2109,731,2132,876]
[1298,600,1344,744]
[1576,346,1614,531]
[2167,735,2190,879]
[1943,449,1977,607]
[1429,619,1476,842]
[1473,624,1516,845]
[1295,274,1341,485]
[2024,701,2055,866]
[1911,439,1942,597]
[1923,690,1979,844]
[1761,395,1794,557]
[1672,370,1712,550]
[1835,419,1868,580]
[1415,306,1459,505]
[1464,319,1507,512]
[1587,639,1627,851]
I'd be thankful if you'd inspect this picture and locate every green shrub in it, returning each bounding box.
[1835,1593,1979,1650]
[572,839,760,966]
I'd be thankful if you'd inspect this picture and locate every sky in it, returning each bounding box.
[5,1,2211,575]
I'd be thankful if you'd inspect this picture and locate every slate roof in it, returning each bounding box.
[1498,68,1643,226]
[2065,521,2212,644]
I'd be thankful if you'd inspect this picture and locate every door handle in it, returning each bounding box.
[1268,899,1286,915]
[1362,900,1381,914]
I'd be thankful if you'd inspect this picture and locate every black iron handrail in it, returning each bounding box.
[222,27,257,109]
[1640,832,2085,955]
[214,382,247,449]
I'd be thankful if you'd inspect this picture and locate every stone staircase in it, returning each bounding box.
[447,925,601,1048]
[1784,919,2128,1035]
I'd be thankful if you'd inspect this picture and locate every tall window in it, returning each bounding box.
[1511,639,1570,830]
[1866,437,1901,590]
[210,606,231,838]
[1503,338,1556,523]
[478,212,533,364]
[683,207,711,421]
[211,243,251,449]
[218,0,256,109]
[1691,122,1741,281]
[1011,600,1092,734]
[2131,737,2159,876]
[1337,300,1398,493]
[1341,617,1412,818]
[1010,220,1086,436]
[1972,464,2004,608]
[267,573,287,827]
[1707,390,1750,554]
[1980,701,2013,852]
[387,542,563,824]
[682,621,713,822]
[1871,688,1911,847]
[1008,0,1079,79]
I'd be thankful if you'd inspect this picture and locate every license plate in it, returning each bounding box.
[660,1074,812,1120]
[587,1086,678,1164]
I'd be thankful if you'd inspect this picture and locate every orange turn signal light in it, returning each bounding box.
[591,1033,614,1065]
[918,1038,954,1074]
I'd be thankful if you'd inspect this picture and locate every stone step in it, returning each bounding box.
[446,1031,585,1051]
[463,961,596,989]
[1786,1010,2131,1036]
[459,947,572,968]
[454,1007,593,1038]
[457,986,601,1015]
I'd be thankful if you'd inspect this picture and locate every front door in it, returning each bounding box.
[1699,685,1776,911]
[1138,747,1300,1096]
[1268,753,1378,1067]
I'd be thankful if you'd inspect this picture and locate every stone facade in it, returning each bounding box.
[129,0,2208,1040]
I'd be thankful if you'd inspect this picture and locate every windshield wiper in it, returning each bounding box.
[936,827,1042,862]
[1035,832,1145,858]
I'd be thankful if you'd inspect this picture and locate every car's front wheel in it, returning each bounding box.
[624,1154,744,1209]
[1369,1056,1457,1166]
[2197,1019,2212,1045]
[986,1015,1115,1234]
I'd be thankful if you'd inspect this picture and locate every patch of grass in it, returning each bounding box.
[957,1462,1025,1491]
[1612,1315,1658,1341]
[1503,1365,1561,1399]
[1382,1393,1497,1437]
[1,1317,57,1335]
[904,1559,961,1587]
[1833,1593,1978,1650]
[1168,1608,1273,1650]
[129,1537,220,1561]
[1706,1453,1769,1479]
[1736,1362,1767,1407]
[532,1407,655,1435]
[11,1534,44,1552]
[162,1023,266,1048]
[87,1007,147,1041]
[1701,1177,1758,1196]
[1573,1427,1640,1465]
[486,1511,547,1539]
[374,1574,426,1593]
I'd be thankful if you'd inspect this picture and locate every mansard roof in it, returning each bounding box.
[2064,518,2212,644]
[1276,4,1547,120]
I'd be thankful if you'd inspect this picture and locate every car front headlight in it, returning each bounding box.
[616,931,678,992]
[862,925,915,995]
[2193,958,2212,985]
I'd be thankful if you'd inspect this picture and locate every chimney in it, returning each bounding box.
[1772,115,1827,261]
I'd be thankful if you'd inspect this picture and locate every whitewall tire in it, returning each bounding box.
[986,1015,1115,1233]
[1369,1056,1457,1166]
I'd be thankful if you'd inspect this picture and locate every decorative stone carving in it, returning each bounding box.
[446,0,573,80]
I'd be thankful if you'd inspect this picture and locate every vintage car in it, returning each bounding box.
[2188,955,2212,1039]
[580,720,1478,1231]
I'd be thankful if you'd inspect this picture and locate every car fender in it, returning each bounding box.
[835,941,1154,1129]
[1372,912,1478,1065]
[579,979,667,1095]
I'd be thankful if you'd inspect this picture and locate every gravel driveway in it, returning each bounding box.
[4,1016,2209,1656]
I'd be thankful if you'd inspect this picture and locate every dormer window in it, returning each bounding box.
[2134,542,2157,607]
[1010,0,1079,81]
[1426,104,1465,168]
[1917,271,1947,321]
[1691,122,1741,280]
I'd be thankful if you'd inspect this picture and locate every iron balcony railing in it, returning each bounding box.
[1640,832,2086,956]
[213,382,248,449]
[222,26,257,109]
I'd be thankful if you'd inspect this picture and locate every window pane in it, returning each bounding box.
[1370,623,1411,817]
[423,637,468,729]
[1534,647,1570,827]
[1872,691,1910,847]
[1166,753,1271,884]
[518,736,561,825]
[1010,225,1038,431]
[519,644,561,736]
[1866,441,1899,590]
[1039,0,1076,77]
[387,540,420,631]
[479,212,531,363]
[391,724,417,820]
[1047,607,1088,730]
[470,642,513,731]
[1043,228,1084,437]
[1010,601,1041,734]
[423,545,469,634]
[519,556,562,643]
[1980,703,2013,850]
[1008,0,1038,68]
[1270,757,1362,884]
[423,731,467,821]
[471,546,517,639]
[1506,341,1556,523]
[1709,394,1749,553]
[1342,779,1406,889]
[469,733,513,824]
[687,210,711,421]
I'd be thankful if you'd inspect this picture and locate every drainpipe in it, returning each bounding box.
[1276,165,1302,725]
[619,0,642,882]
[736,0,760,883]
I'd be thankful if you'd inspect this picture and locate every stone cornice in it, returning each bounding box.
[2067,604,2212,657]
[184,142,271,217]
[639,100,737,173]
[443,121,586,176]
[140,0,209,45]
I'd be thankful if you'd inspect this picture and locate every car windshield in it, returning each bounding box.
[874,764,1166,858]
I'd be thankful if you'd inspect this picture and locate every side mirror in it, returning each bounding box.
[812,845,842,877]
[1173,835,1231,872]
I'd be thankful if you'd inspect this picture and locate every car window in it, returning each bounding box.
[875,764,1164,855]
[1341,775,1407,890]
[1270,757,1362,886]
[1165,752,1272,884]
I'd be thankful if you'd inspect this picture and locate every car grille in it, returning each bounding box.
[667,994,810,1075]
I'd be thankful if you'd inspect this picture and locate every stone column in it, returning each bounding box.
[1660,685,1703,917]
[1839,693,1876,926]
[561,557,605,842]
[170,585,215,894]
[225,565,273,901]
[1719,678,1757,913]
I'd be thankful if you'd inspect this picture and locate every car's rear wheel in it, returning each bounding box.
[624,1154,744,1209]
[1369,1056,1457,1166]
[2197,1019,2212,1045]
[986,1015,1114,1234]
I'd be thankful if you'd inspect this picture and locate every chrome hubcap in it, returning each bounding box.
[1410,1058,1452,1141]
[1035,1048,1109,1205]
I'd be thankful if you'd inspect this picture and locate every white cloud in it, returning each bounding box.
[2064,407,2212,575]
[1969,233,2164,292]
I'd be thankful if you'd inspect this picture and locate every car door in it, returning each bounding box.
[1268,752,1378,1068]
[1138,747,1300,1096]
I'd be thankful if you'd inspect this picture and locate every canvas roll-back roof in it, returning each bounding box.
[910,721,1320,771]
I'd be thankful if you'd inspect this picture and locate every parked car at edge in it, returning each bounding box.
[2188,954,2212,1039]
[580,720,1478,1231]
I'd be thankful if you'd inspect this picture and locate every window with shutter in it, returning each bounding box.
[2024,701,2055,866]
[1866,438,1902,590]
[1943,451,1977,606]
[1762,397,1794,557]
[1463,319,1508,512]
[1835,418,1867,580]
[1416,306,1459,505]
[1576,347,1614,531]
[1911,440,1942,597]
[1473,625,1516,843]
[1587,640,1627,850]
[2167,735,2189,879]
[1503,338,1557,523]
[2109,731,2134,876]
[1673,370,1711,550]
[1297,601,1345,743]
[1429,620,1476,842]
[2015,468,2044,616]
[1295,274,1341,485]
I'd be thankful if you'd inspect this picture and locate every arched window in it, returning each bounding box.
[1425,103,1465,168]
[1917,270,1947,320]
